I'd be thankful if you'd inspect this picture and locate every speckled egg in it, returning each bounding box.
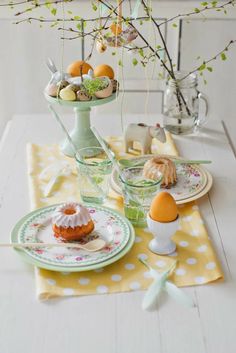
[77,90,92,101]
[59,88,76,101]
[111,79,119,93]
[57,80,69,90]
[66,84,80,93]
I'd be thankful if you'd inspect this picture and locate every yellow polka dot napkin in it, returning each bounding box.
[27,134,223,300]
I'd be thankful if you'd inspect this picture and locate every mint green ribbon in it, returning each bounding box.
[100,3,108,16]
[131,0,142,19]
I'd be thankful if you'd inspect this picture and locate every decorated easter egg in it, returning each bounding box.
[110,23,122,35]
[77,90,92,101]
[111,79,119,93]
[94,64,114,79]
[67,61,93,77]
[66,84,80,93]
[57,80,69,90]
[96,39,107,53]
[150,192,178,223]
[45,83,58,97]
[59,88,76,101]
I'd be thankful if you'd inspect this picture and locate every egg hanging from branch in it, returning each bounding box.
[96,38,107,53]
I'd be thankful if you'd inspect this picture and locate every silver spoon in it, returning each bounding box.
[1,238,106,252]
[118,158,211,168]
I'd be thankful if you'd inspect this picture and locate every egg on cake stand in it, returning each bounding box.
[147,192,179,255]
[44,60,118,157]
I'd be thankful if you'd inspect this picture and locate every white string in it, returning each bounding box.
[144,0,153,121]
[60,1,65,75]
[150,0,158,80]
[114,1,125,134]
[56,0,65,102]
[119,44,125,134]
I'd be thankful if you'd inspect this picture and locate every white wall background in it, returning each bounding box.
[180,18,236,123]
[0,1,235,136]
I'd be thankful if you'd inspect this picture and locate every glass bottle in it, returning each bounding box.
[163,71,209,135]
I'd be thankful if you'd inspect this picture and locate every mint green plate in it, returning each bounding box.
[11,204,135,272]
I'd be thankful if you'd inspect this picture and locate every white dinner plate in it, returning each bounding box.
[110,155,212,204]
[11,203,135,272]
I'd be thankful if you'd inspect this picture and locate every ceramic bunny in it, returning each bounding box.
[46,58,94,86]
[124,123,166,155]
[46,58,71,84]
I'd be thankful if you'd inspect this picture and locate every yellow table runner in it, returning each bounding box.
[27,134,223,300]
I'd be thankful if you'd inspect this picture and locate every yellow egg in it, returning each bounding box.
[59,88,76,101]
[150,192,178,223]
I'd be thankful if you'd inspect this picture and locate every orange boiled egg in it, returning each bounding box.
[150,192,178,223]
[67,60,93,77]
[93,64,115,79]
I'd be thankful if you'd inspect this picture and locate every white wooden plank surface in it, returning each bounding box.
[222,120,236,158]
[0,114,236,353]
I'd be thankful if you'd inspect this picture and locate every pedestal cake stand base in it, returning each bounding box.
[45,93,117,157]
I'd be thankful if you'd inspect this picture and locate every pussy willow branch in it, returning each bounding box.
[58,1,122,58]
[0,0,32,6]
[13,0,73,16]
[85,0,126,62]
[9,0,235,26]
[98,0,174,80]
[159,0,236,26]
[12,15,160,25]
[10,0,236,72]
[180,39,236,81]
[14,16,118,25]
[58,26,109,37]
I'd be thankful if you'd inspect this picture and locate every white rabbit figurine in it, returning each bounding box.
[124,123,166,155]
[46,58,71,84]
[46,58,93,86]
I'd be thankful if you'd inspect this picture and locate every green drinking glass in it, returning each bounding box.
[76,147,112,204]
[120,167,162,227]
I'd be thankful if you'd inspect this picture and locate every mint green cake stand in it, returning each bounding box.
[45,93,117,157]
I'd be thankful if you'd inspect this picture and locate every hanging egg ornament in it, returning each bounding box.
[96,39,107,53]
[110,23,122,36]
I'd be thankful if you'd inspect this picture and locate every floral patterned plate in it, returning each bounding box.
[11,204,135,272]
[111,155,209,203]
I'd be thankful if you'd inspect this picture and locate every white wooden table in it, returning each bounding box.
[0,114,236,353]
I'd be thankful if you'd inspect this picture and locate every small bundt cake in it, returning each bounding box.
[143,156,177,188]
[52,202,94,241]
